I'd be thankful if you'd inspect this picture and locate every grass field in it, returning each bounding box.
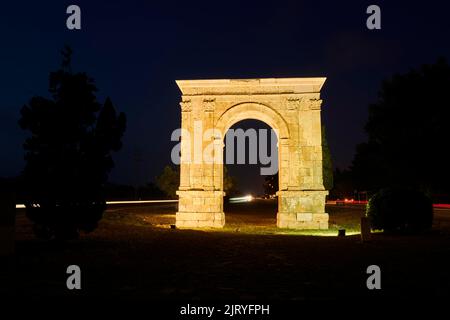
[2,200,450,301]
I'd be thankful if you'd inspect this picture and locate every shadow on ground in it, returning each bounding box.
[3,200,450,301]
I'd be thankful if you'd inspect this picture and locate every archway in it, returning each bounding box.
[175,78,329,229]
[222,119,279,227]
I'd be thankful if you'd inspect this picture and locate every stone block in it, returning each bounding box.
[297,213,313,222]
[314,213,329,223]
[214,212,224,221]
[277,220,288,228]
[319,222,328,230]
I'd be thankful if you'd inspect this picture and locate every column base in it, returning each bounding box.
[176,190,225,228]
[277,190,329,229]
[277,212,329,229]
[176,212,225,228]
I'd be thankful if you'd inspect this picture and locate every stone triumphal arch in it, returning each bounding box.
[175,78,329,229]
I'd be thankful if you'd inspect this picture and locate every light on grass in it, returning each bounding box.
[277,230,361,237]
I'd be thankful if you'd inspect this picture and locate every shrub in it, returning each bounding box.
[366,187,433,233]
[25,200,106,240]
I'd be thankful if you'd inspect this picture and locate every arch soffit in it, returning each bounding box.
[215,102,290,139]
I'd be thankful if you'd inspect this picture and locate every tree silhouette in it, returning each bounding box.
[351,58,450,197]
[156,166,180,199]
[222,166,239,196]
[321,125,333,190]
[263,173,278,196]
[19,47,126,240]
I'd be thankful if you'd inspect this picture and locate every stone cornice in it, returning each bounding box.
[176,78,326,96]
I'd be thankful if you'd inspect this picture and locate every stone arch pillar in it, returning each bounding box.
[175,78,329,229]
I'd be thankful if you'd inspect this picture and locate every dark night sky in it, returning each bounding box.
[1,1,450,194]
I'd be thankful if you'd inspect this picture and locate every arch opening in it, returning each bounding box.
[222,119,279,228]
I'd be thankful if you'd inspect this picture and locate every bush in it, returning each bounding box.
[366,187,433,233]
[0,179,16,227]
[26,200,105,240]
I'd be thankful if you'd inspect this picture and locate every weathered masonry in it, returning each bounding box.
[175,78,329,229]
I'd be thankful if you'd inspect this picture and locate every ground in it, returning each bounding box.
[2,199,450,302]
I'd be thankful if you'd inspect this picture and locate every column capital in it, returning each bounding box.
[203,98,216,112]
[180,99,192,112]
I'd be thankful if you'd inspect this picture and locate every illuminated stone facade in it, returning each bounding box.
[176,78,329,229]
